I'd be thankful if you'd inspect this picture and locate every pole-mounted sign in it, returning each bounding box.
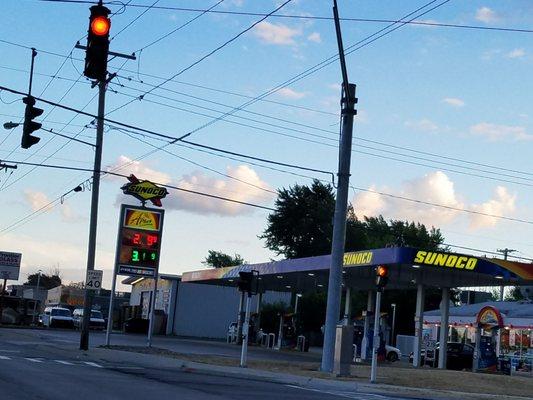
[115,205,165,278]
[106,177,167,347]
[121,174,168,207]
[0,252,22,280]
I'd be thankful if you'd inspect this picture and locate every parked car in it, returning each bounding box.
[409,342,474,370]
[124,317,149,334]
[41,307,73,329]
[385,344,401,362]
[72,309,106,330]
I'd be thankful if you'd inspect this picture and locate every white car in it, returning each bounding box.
[72,309,106,330]
[385,344,401,362]
[41,307,74,329]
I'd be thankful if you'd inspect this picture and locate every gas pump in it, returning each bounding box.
[473,306,502,372]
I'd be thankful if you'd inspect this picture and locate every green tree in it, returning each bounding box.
[260,180,445,259]
[259,180,336,258]
[505,287,525,301]
[203,250,245,268]
[24,272,61,290]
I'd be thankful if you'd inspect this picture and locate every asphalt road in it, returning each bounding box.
[4,328,322,362]
[0,328,421,400]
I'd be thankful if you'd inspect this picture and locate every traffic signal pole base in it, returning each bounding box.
[370,290,382,384]
[239,294,252,368]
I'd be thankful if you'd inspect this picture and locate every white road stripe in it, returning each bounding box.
[24,358,44,363]
[285,385,394,400]
[0,355,11,360]
[83,361,103,368]
[54,360,74,365]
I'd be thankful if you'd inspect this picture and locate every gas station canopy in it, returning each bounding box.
[182,247,533,292]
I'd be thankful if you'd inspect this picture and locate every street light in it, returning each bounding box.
[32,269,42,325]
[390,303,397,346]
[3,122,20,130]
[294,293,302,315]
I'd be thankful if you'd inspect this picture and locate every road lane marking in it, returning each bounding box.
[24,358,44,363]
[54,360,74,365]
[0,356,11,360]
[83,361,103,368]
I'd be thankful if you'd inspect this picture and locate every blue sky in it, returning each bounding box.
[1,0,532,288]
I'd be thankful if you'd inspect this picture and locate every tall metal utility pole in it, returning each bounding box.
[31,269,42,325]
[80,80,106,351]
[321,0,357,373]
[497,248,516,301]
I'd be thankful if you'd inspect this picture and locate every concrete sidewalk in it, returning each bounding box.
[94,345,533,400]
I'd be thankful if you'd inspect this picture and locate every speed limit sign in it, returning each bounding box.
[86,270,103,291]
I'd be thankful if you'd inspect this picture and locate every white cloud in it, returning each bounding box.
[443,97,465,107]
[108,156,172,184]
[111,158,274,217]
[22,189,81,224]
[24,190,51,212]
[507,48,525,59]
[276,87,306,99]
[307,32,321,43]
[353,172,463,226]
[165,165,274,216]
[353,172,517,230]
[405,119,439,132]
[253,21,301,45]
[470,187,516,229]
[470,122,533,141]
[353,185,387,219]
[475,7,498,24]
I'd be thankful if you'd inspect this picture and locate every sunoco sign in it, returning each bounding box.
[121,174,168,207]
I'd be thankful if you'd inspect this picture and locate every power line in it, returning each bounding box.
[108,79,533,185]
[7,84,533,192]
[37,1,533,34]
[0,159,275,235]
[115,128,276,195]
[110,124,333,179]
[350,185,533,226]
[106,0,294,116]
[443,243,533,262]
[161,1,451,145]
[110,0,161,41]
[137,0,226,52]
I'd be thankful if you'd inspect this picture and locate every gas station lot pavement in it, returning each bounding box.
[2,328,532,400]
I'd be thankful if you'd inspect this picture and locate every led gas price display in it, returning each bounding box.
[115,205,165,278]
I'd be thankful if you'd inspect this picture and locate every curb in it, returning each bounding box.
[97,346,531,400]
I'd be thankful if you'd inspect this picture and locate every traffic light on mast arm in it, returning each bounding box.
[84,5,111,81]
[375,265,389,292]
[238,271,254,294]
[21,96,43,149]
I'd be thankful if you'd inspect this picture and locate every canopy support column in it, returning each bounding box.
[413,283,425,368]
[438,287,450,369]
[361,290,374,361]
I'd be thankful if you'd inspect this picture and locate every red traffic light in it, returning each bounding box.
[376,265,388,277]
[91,16,110,36]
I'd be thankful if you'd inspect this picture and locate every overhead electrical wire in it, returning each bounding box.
[105,0,294,115]
[36,0,533,34]
[5,85,533,192]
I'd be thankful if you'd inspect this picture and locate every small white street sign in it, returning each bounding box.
[85,270,103,291]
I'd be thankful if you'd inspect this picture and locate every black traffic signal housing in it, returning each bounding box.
[375,265,389,292]
[237,271,254,294]
[84,5,111,81]
[21,96,43,149]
